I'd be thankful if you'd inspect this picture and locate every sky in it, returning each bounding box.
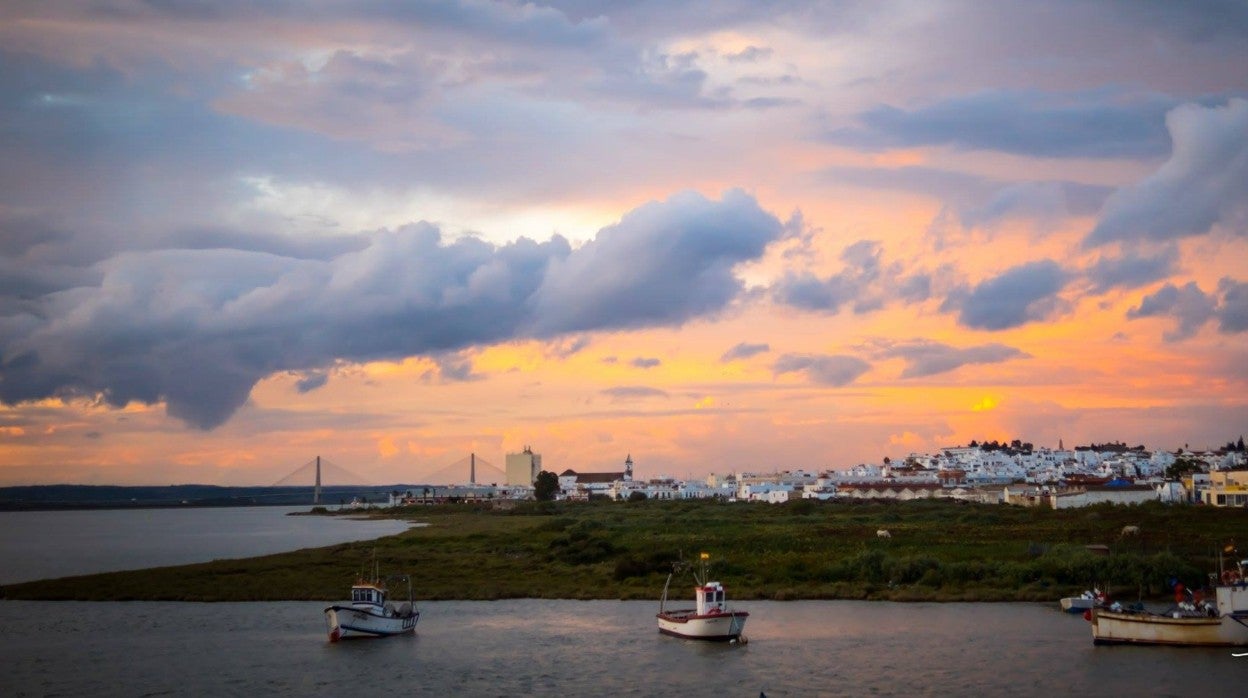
[1,0,1246,486]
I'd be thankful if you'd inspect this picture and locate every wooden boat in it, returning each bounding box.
[324,560,419,641]
[656,553,749,642]
[1088,558,1248,646]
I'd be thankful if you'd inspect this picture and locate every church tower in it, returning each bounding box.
[625,454,633,481]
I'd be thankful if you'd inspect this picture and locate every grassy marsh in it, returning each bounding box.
[3,498,1245,602]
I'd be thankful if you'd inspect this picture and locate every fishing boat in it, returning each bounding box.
[1087,556,1248,646]
[1060,588,1107,614]
[324,559,419,642]
[656,552,749,642]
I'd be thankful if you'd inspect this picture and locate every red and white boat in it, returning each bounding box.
[324,563,419,642]
[656,553,749,642]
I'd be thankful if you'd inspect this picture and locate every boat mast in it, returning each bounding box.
[695,552,710,586]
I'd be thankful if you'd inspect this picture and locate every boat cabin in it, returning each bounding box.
[350,584,387,608]
[696,582,727,615]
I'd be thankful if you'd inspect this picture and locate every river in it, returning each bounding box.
[3,599,1240,696]
[0,505,411,584]
[2,507,1243,695]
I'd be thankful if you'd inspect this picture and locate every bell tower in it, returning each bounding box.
[625,454,633,481]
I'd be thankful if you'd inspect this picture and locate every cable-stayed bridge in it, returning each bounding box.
[271,456,374,504]
[422,453,506,486]
[269,454,508,503]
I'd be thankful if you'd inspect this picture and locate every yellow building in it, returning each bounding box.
[1201,471,1248,507]
[505,446,541,487]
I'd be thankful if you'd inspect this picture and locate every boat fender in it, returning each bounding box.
[1082,609,1092,622]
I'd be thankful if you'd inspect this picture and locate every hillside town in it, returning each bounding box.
[386,439,1248,509]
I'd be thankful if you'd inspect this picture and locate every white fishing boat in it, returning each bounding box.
[324,560,419,642]
[656,552,749,642]
[1088,555,1248,647]
[1060,588,1106,614]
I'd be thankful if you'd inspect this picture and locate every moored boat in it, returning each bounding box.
[656,552,749,642]
[1088,557,1248,647]
[324,560,419,642]
[1060,588,1106,614]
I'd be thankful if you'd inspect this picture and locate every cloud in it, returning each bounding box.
[772,239,930,315]
[773,354,871,386]
[294,371,329,393]
[630,357,661,369]
[941,260,1068,330]
[1085,98,1248,247]
[528,189,783,334]
[545,335,591,359]
[601,386,669,400]
[1085,247,1179,293]
[827,89,1176,158]
[1126,279,1248,340]
[721,342,769,362]
[820,166,1110,243]
[0,190,782,429]
[877,340,1029,379]
[1219,278,1248,333]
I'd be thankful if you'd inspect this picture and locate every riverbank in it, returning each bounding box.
[3,498,1243,602]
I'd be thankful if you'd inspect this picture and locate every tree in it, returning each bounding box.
[628,491,647,502]
[1165,457,1202,480]
[533,470,559,501]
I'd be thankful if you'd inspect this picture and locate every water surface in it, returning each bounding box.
[2,599,1239,696]
[0,506,410,584]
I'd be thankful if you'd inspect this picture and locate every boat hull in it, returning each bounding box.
[656,610,749,641]
[325,606,419,641]
[1090,584,1248,647]
[1090,609,1247,646]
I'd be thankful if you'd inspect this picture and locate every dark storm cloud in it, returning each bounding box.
[941,260,1068,330]
[1126,277,1248,341]
[1084,99,1248,247]
[0,190,782,429]
[772,354,870,386]
[721,342,769,362]
[827,89,1176,158]
[1085,248,1178,293]
[877,340,1029,379]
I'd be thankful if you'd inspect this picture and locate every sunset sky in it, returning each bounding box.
[1,1,1246,486]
